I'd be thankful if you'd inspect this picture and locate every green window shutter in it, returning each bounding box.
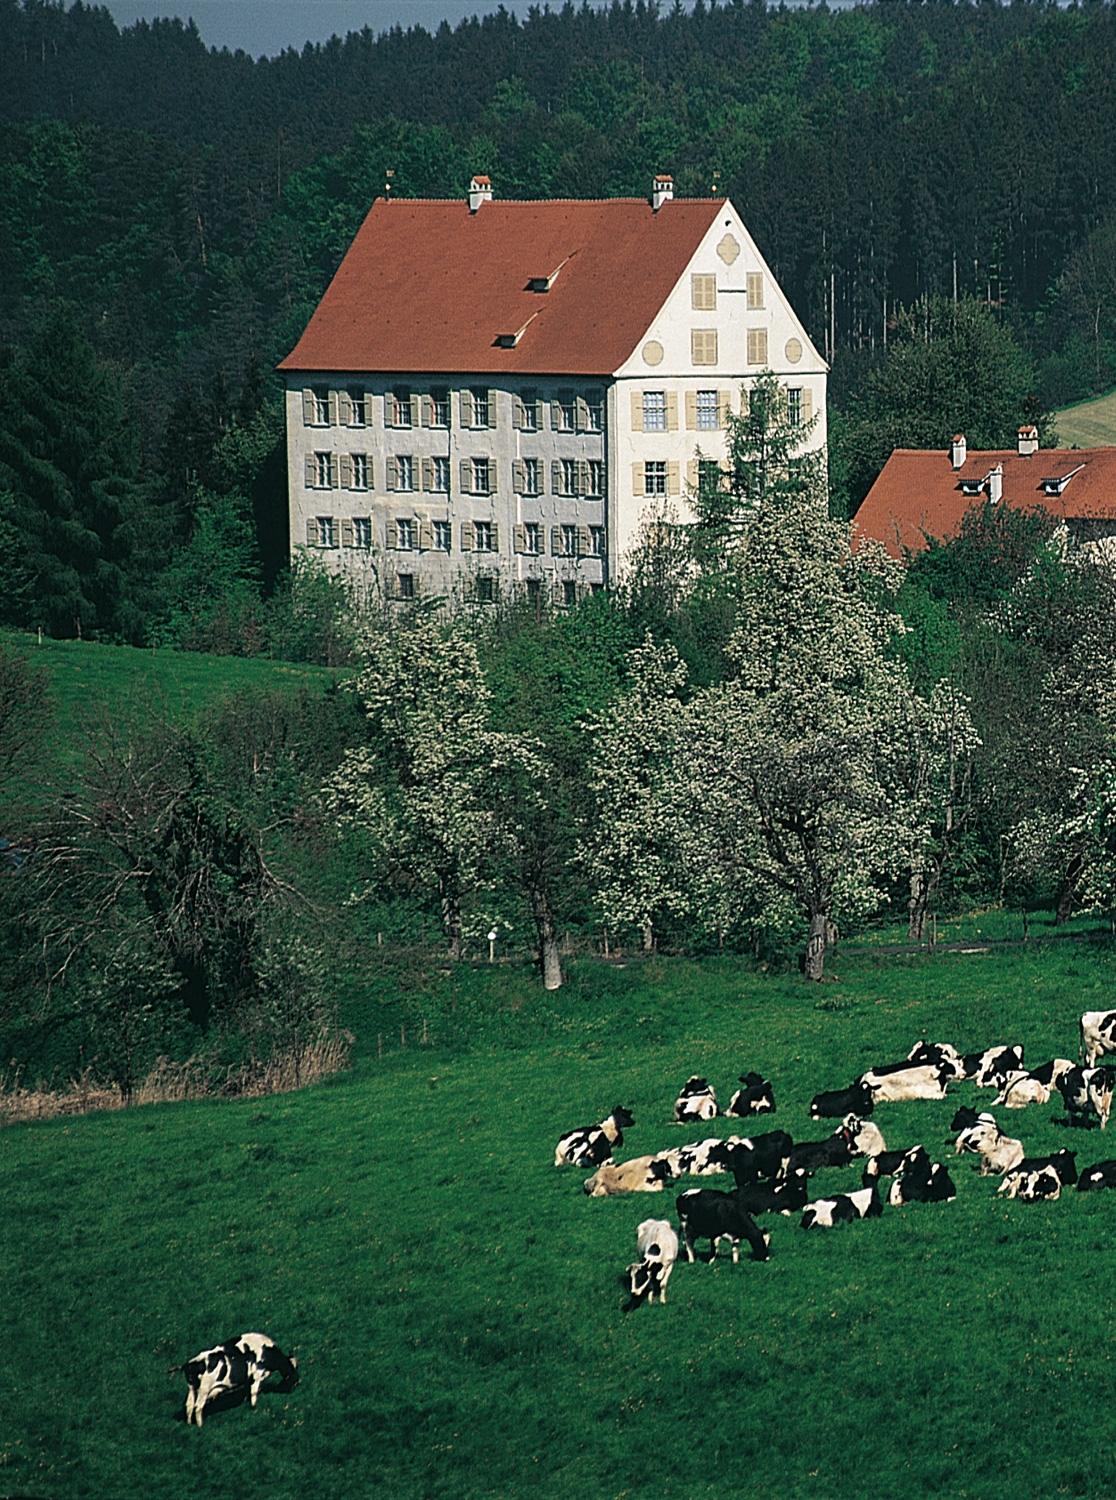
[419,520,434,550]
[421,458,434,491]
[304,454,316,488]
[487,390,498,428]
[460,459,472,495]
[302,389,315,425]
[577,460,589,496]
[339,390,352,425]
[550,526,562,556]
[421,395,433,427]
[328,390,339,426]
[461,521,475,552]
[341,518,354,547]
[577,525,590,557]
[305,518,317,546]
[490,459,499,493]
[512,459,526,494]
[460,390,474,428]
[387,457,398,491]
[551,460,562,497]
[513,397,524,430]
[409,395,420,428]
[550,399,562,430]
[386,521,399,549]
[576,396,590,432]
[340,454,353,488]
[490,522,500,552]
[513,523,526,554]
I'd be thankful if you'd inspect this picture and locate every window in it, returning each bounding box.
[643,391,667,432]
[584,393,604,432]
[692,274,717,310]
[691,330,718,366]
[747,328,768,366]
[474,520,494,552]
[397,573,415,600]
[524,457,540,496]
[589,525,604,557]
[433,520,451,552]
[388,388,413,428]
[314,452,333,488]
[396,518,416,550]
[471,388,491,427]
[747,273,764,309]
[561,524,578,558]
[696,390,719,431]
[526,578,541,609]
[431,456,450,493]
[555,392,576,431]
[471,458,491,496]
[561,459,580,497]
[476,577,496,604]
[315,516,336,548]
[351,453,369,489]
[587,459,604,498]
[352,517,373,549]
[645,461,667,496]
[563,580,578,608]
[787,387,803,424]
[430,388,450,427]
[517,393,539,432]
[312,386,330,425]
[347,388,366,426]
[392,455,414,491]
[524,522,541,555]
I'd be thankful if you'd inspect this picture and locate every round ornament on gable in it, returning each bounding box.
[785,338,803,364]
[642,341,664,366]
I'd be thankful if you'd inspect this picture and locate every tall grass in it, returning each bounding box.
[4,942,1116,1499]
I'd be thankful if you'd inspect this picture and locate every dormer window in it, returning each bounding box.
[527,255,572,293]
[1041,465,1085,496]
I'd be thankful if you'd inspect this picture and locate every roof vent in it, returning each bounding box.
[1018,425,1039,457]
[951,434,967,470]
[652,173,674,212]
[987,463,1003,505]
[495,313,538,349]
[1041,464,1085,497]
[527,254,573,294]
[469,175,493,213]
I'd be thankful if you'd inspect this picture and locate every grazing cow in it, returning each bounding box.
[180,1332,298,1427]
[676,1188,771,1264]
[964,1045,1025,1088]
[1076,1160,1116,1193]
[997,1165,1063,1202]
[626,1219,679,1304]
[733,1168,810,1217]
[785,1128,854,1176]
[907,1040,966,1080]
[724,1072,777,1118]
[859,1064,950,1102]
[1080,1011,1116,1068]
[809,1081,875,1121]
[841,1114,887,1158]
[801,1183,883,1229]
[998,1149,1077,1200]
[887,1147,956,1205]
[720,1130,794,1188]
[954,1114,1024,1175]
[1057,1066,1115,1131]
[673,1076,718,1124]
[584,1156,673,1198]
[554,1106,634,1167]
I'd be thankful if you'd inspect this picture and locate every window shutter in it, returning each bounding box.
[577,525,590,557]
[578,460,589,496]
[461,521,475,552]
[490,522,500,552]
[460,390,474,428]
[550,399,562,431]
[487,390,498,427]
[341,518,354,548]
[551,581,566,607]
[740,388,750,417]
[512,459,525,494]
[386,521,399,549]
[667,462,680,495]
[421,457,434,491]
[460,459,472,495]
[419,520,434,551]
[367,457,375,489]
[338,390,352,425]
[551,460,562,497]
[802,388,813,422]
[306,518,317,546]
[687,459,698,489]
[718,391,732,428]
[685,391,697,430]
[329,455,339,489]
[328,390,339,426]
[340,454,353,488]
[632,462,645,496]
[304,454,316,488]
[513,397,524,430]
[630,391,643,432]
[490,460,499,493]
[575,396,590,432]
[387,457,398,492]
[666,392,678,430]
[513,524,527,554]
[551,526,563,556]
[302,389,315,426]
[409,395,420,428]
[421,395,433,427]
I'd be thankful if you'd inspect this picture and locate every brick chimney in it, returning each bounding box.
[652,173,674,211]
[951,434,967,470]
[1018,425,1039,456]
[468,175,493,213]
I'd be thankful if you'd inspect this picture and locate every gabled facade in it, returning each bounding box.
[278,175,826,605]
[855,429,1116,560]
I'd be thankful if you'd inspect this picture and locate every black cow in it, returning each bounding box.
[676,1187,771,1263]
[887,1147,956,1205]
[1076,1159,1116,1192]
[732,1168,810,1217]
[720,1130,793,1188]
[554,1105,635,1167]
[724,1072,777,1118]
[809,1081,874,1121]
[785,1129,854,1177]
[179,1332,298,1427]
[962,1045,1025,1087]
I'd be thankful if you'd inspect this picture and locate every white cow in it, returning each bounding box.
[627,1219,679,1303]
[1081,1012,1116,1068]
[583,1156,671,1197]
[859,1064,949,1102]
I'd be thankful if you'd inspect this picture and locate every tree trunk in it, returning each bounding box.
[440,892,463,960]
[1055,852,1084,926]
[641,919,654,953]
[908,859,927,942]
[528,879,563,991]
[804,909,828,981]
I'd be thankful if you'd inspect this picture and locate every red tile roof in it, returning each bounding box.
[278,196,726,378]
[854,446,1116,558]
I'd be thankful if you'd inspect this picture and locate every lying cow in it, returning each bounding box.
[733,1167,810,1217]
[724,1072,776,1118]
[966,1045,1025,1088]
[801,1183,883,1229]
[554,1105,634,1167]
[907,1040,966,1080]
[992,1073,1051,1109]
[653,1137,736,1179]
[785,1128,854,1177]
[584,1155,672,1197]
[721,1130,793,1188]
[887,1147,956,1205]
[859,1064,950,1102]
[626,1218,679,1304]
[1080,1011,1116,1068]
[842,1114,886,1158]
[998,1148,1077,1200]
[954,1113,1024,1175]
[179,1332,298,1427]
[1058,1066,1114,1130]
[676,1187,771,1264]
[673,1077,718,1124]
[998,1165,1063,1202]
[1076,1159,1116,1193]
[809,1081,874,1121]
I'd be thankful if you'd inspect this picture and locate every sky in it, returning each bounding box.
[101,0,573,57]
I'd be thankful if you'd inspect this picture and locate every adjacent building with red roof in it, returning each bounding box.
[279,174,826,604]
[854,428,1116,559]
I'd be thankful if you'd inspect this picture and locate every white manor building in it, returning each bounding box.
[279,174,826,605]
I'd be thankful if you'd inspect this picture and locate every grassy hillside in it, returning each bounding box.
[4,944,1116,1500]
[1053,389,1116,449]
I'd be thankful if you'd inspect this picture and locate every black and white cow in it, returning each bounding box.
[626,1218,679,1304]
[785,1128,854,1177]
[953,1112,1024,1175]
[1000,1148,1078,1191]
[801,1183,883,1228]
[584,1155,673,1197]
[1057,1066,1115,1131]
[554,1106,635,1167]
[724,1072,777,1118]
[673,1076,718,1124]
[858,1063,950,1102]
[179,1332,298,1427]
[809,1081,875,1120]
[1080,1011,1116,1069]
[997,1165,1063,1201]
[842,1114,887,1158]
[732,1167,810,1217]
[964,1045,1025,1089]
[720,1130,794,1188]
[676,1187,771,1263]
[1075,1159,1116,1193]
[887,1147,956,1205]
[906,1040,966,1080]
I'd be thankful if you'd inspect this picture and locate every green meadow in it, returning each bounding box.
[1054,388,1116,450]
[4,943,1116,1500]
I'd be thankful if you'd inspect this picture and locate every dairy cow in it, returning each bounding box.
[801,1183,883,1228]
[583,1156,673,1197]
[809,1081,874,1120]
[724,1073,777,1118]
[179,1332,298,1427]
[626,1219,679,1304]
[1057,1066,1115,1131]
[887,1147,956,1205]
[858,1064,950,1102]
[673,1077,718,1124]
[1076,1159,1116,1192]
[676,1187,771,1263]
[554,1106,635,1167]
[1080,1011,1116,1068]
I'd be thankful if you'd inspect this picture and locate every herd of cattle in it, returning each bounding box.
[554,1008,1116,1306]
